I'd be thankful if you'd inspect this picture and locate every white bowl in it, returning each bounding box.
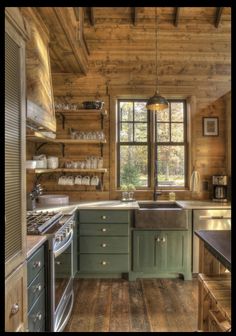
[26,160,37,169]
[38,195,69,205]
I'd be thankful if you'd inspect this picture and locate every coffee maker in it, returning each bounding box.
[212,175,228,202]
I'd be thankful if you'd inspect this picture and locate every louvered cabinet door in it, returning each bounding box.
[5,13,27,278]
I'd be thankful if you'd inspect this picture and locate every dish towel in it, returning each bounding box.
[190,170,200,193]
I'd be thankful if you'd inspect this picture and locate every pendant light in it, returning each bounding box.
[146,8,168,111]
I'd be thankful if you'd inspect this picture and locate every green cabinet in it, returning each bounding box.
[78,210,130,276]
[133,230,192,280]
[27,244,46,332]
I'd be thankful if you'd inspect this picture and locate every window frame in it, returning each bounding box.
[155,99,188,189]
[117,98,188,189]
[117,99,151,188]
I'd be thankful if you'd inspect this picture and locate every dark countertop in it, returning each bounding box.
[194,230,231,271]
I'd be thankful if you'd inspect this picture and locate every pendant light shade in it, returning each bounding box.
[146,8,168,112]
[146,90,169,111]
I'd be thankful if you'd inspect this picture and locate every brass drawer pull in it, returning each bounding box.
[161,237,166,243]
[33,283,42,293]
[101,243,107,248]
[101,215,107,220]
[11,303,19,315]
[33,312,42,322]
[101,228,107,232]
[155,237,160,242]
[101,261,108,265]
[33,261,41,268]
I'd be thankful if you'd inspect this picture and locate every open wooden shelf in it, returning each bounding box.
[26,130,56,142]
[56,109,107,116]
[27,168,108,174]
[54,139,106,144]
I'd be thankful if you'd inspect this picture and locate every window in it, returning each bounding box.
[117,100,150,187]
[155,101,187,187]
[117,99,187,188]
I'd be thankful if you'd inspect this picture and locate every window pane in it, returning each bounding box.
[120,102,133,121]
[120,145,148,187]
[156,108,169,122]
[171,102,184,121]
[120,123,133,142]
[134,123,147,142]
[157,145,185,186]
[156,123,170,142]
[134,102,147,121]
[171,123,184,142]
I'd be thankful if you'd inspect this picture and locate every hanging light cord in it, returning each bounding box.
[155,7,159,94]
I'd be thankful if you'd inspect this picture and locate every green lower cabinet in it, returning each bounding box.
[78,210,130,277]
[133,230,191,280]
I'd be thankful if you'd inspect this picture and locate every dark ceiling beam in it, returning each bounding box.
[132,7,137,25]
[215,7,224,28]
[88,7,95,26]
[174,7,181,27]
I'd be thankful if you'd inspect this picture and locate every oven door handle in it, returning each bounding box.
[54,230,73,258]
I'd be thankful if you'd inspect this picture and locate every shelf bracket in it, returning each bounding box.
[59,112,65,129]
[100,143,103,157]
[101,113,104,129]
[100,172,104,191]
[35,142,49,154]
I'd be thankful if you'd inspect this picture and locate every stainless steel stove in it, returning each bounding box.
[27,210,75,332]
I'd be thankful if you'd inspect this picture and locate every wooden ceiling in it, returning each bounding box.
[27,7,231,106]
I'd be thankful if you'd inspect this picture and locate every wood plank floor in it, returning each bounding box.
[64,278,198,332]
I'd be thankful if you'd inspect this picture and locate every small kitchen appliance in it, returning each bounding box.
[212,175,228,202]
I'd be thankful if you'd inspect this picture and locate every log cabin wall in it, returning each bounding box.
[25,7,231,201]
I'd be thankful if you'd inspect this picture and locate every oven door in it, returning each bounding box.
[53,230,74,331]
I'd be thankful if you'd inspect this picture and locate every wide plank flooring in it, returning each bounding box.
[64,278,198,332]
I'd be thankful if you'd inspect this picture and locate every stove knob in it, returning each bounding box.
[55,235,61,243]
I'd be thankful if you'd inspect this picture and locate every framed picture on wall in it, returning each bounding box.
[202,117,219,136]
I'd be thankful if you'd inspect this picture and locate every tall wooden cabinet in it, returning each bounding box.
[5,7,29,331]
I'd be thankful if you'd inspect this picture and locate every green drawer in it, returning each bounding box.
[28,267,45,312]
[79,254,129,273]
[28,290,45,332]
[27,245,44,286]
[79,223,129,236]
[80,236,129,253]
[79,210,129,224]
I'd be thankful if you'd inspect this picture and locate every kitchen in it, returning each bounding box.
[4,7,231,332]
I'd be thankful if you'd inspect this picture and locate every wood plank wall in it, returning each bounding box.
[26,7,231,201]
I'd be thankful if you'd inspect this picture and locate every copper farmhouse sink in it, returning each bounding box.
[135,201,188,229]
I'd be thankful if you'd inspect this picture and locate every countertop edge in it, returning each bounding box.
[194,230,231,271]
[26,235,48,259]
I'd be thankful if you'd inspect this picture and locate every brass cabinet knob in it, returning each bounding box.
[33,283,42,293]
[33,261,41,268]
[101,215,107,220]
[101,228,107,232]
[161,237,166,243]
[155,237,160,242]
[33,312,42,322]
[101,243,107,248]
[101,261,107,265]
[11,303,19,315]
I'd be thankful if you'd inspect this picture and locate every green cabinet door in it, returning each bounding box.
[133,230,189,275]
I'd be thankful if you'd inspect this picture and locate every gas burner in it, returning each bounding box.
[26,210,63,234]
